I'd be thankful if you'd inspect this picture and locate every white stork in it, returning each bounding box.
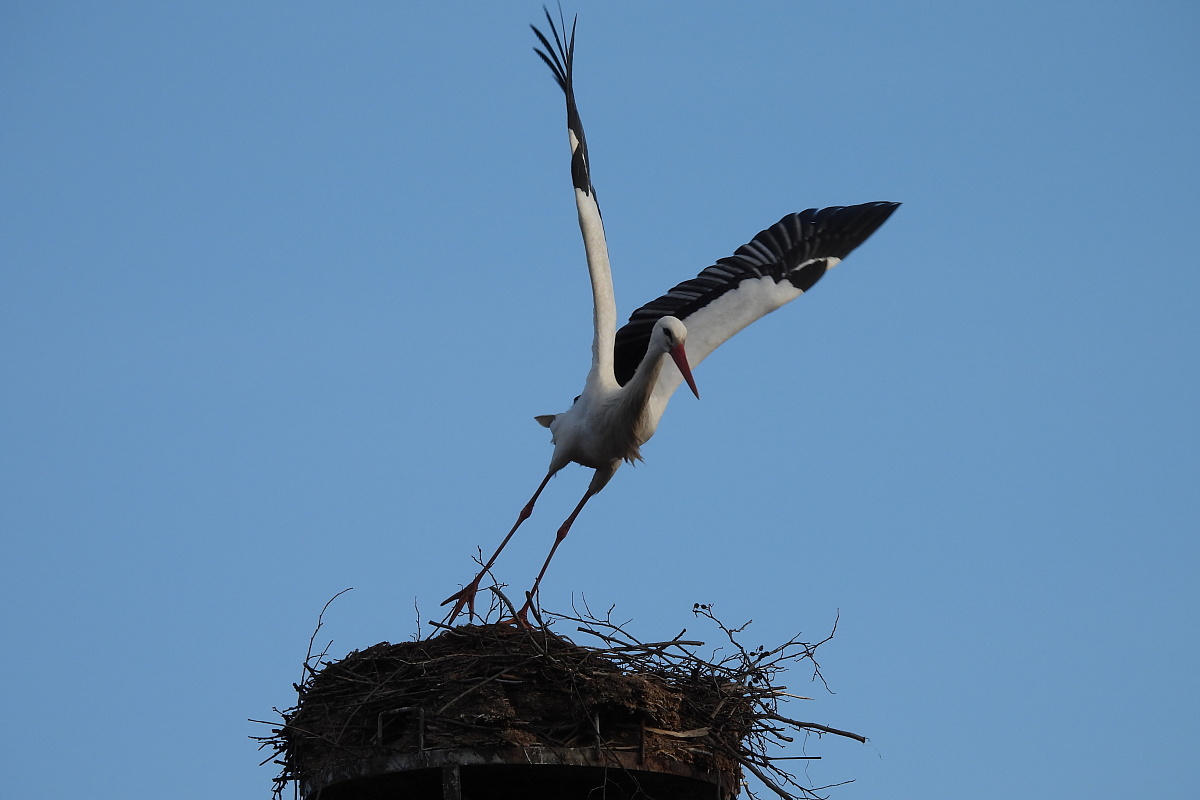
[443,12,899,625]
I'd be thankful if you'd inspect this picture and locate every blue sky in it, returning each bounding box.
[2,2,1197,798]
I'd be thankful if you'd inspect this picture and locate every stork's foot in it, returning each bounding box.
[440,579,482,625]
[498,589,540,629]
[497,603,534,630]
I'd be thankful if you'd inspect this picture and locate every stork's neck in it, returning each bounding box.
[613,335,671,430]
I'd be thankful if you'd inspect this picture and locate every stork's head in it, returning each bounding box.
[653,316,699,399]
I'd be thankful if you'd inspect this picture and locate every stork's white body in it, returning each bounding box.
[542,313,690,480]
[442,13,898,625]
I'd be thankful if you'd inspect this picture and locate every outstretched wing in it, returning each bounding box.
[532,11,618,382]
[613,201,900,397]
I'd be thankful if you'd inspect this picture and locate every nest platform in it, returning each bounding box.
[278,624,743,799]
[260,608,863,800]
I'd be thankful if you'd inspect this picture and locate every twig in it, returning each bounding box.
[765,713,867,744]
[301,588,353,687]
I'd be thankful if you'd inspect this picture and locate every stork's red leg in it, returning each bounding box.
[513,486,598,623]
[441,470,555,624]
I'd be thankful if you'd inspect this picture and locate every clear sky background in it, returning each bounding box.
[3,2,1197,798]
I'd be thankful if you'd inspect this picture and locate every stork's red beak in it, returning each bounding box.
[669,343,700,399]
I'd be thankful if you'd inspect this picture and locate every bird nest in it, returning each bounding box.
[255,596,864,800]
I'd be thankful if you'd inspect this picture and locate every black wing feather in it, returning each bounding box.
[532,10,596,199]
